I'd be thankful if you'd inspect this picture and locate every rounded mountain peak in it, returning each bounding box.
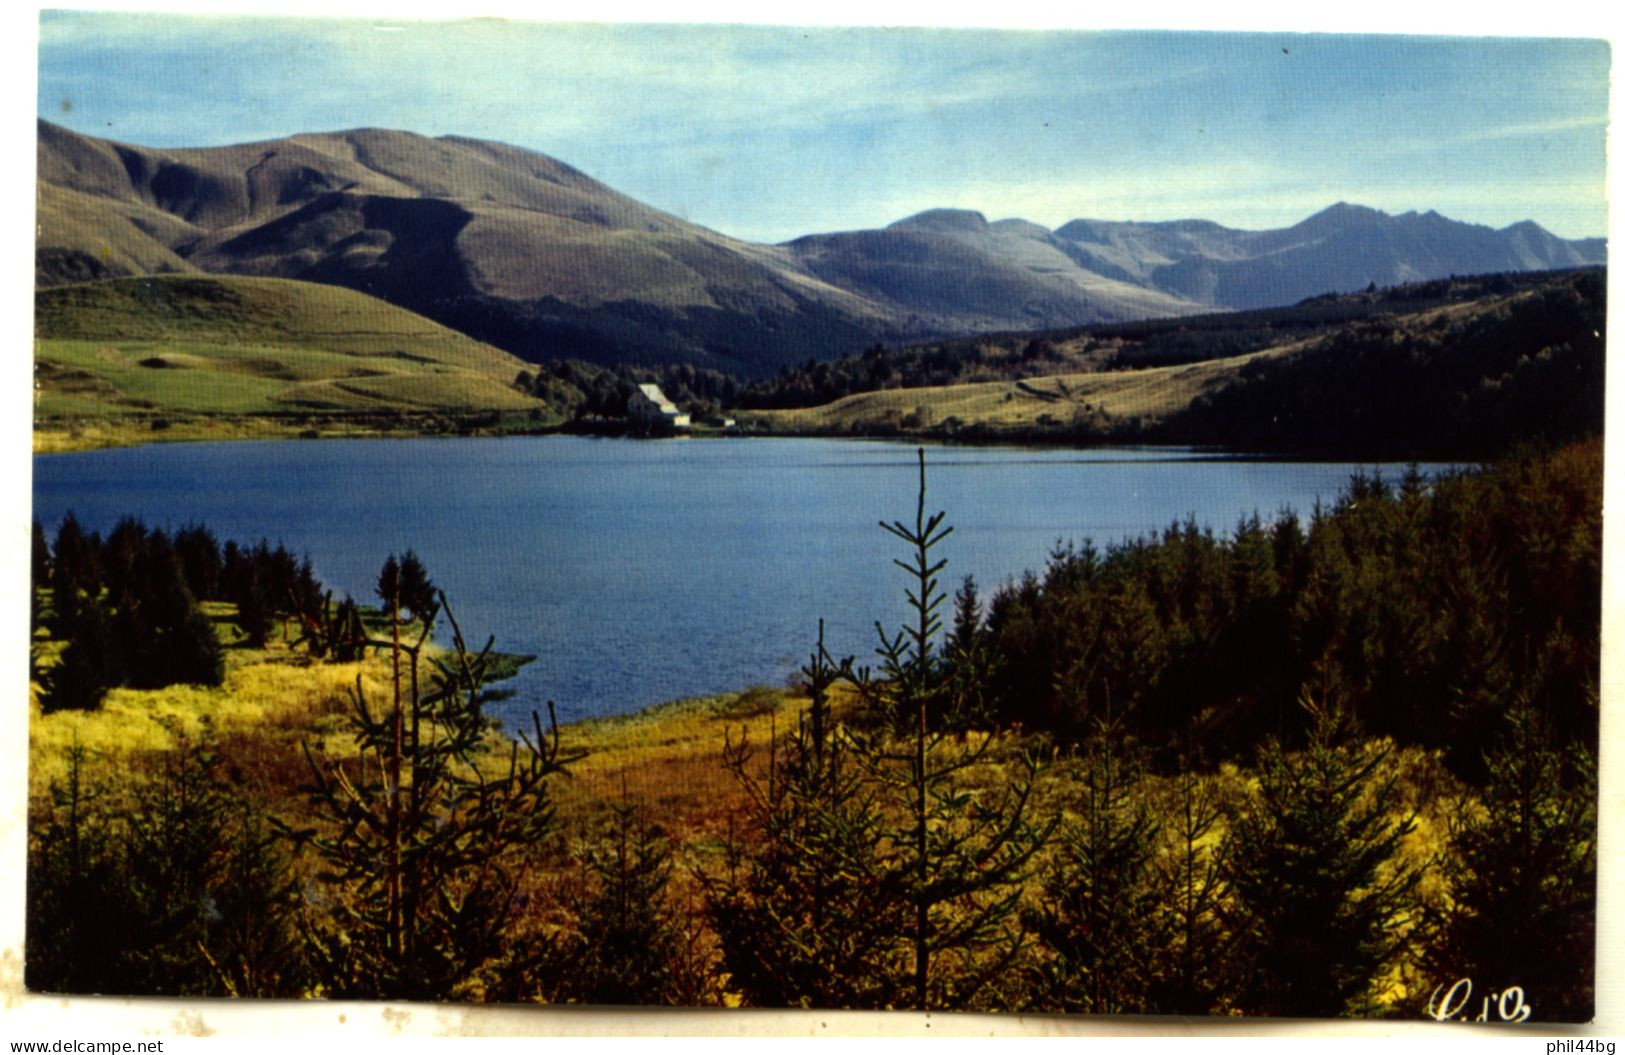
[887,208,990,233]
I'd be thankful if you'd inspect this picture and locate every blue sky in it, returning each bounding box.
[35,11,1611,243]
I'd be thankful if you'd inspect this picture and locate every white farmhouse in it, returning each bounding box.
[627,383,691,434]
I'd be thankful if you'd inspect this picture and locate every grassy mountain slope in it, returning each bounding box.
[35,122,905,375]
[743,268,1606,457]
[781,208,1206,332]
[35,275,545,420]
[36,183,203,284]
[745,342,1302,437]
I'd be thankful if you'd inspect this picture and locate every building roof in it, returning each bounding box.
[634,383,681,416]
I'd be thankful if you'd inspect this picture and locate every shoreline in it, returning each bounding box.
[34,410,1484,462]
[31,412,756,455]
[33,417,1489,464]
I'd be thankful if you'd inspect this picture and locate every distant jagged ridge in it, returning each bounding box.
[1052,202,1606,310]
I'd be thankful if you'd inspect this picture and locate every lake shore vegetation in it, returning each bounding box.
[24,436,1599,1018]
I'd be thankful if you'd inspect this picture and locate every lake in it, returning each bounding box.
[32,436,1456,725]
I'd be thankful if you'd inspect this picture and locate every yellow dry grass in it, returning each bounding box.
[32,417,369,453]
[25,597,1471,1017]
[26,604,787,853]
[549,688,814,849]
[27,624,390,797]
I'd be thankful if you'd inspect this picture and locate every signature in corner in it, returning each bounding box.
[1426,977,1532,1023]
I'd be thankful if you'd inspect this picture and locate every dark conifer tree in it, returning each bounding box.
[558,801,688,1005]
[220,539,247,603]
[707,623,903,1009]
[332,596,367,662]
[1027,710,1162,1014]
[1145,755,1234,1015]
[173,523,223,602]
[49,512,100,639]
[1221,699,1421,1017]
[42,599,119,712]
[25,745,133,990]
[208,795,313,997]
[397,550,438,623]
[264,543,301,628]
[377,550,438,623]
[52,511,99,592]
[285,592,581,1000]
[851,449,1053,1010]
[160,584,227,687]
[31,517,51,593]
[942,575,991,731]
[1423,701,1596,1021]
[113,533,223,688]
[100,516,150,603]
[947,575,982,660]
[118,732,238,994]
[30,519,50,663]
[234,564,274,649]
[1270,509,1309,596]
[292,555,323,622]
[376,553,401,609]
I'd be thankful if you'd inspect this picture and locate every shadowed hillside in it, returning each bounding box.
[36,122,911,376]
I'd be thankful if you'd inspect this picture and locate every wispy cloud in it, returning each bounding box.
[1416,114,1609,151]
[35,14,1611,240]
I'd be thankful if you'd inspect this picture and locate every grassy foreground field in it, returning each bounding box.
[26,595,1463,1012]
[27,604,787,832]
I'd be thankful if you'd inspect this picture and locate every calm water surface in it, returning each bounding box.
[33,436,1454,725]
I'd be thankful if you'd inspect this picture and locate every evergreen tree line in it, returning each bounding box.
[1162,269,1605,457]
[975,439,1601,783]
[27,623,1593,1015]
[731,338,1091,410]
[33,514,233,711]
[31,512,440,711]
[702,447,1593,1018]
[515,359,744,424]
[26,447,1597,1017]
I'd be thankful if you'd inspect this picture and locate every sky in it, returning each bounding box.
[33,9,1611,243]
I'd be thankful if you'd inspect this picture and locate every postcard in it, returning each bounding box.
[9,3,1616,1039]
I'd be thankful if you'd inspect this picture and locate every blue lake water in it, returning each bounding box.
[33,436,1455,725]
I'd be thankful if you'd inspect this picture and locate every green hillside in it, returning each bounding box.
[739,268,1606,458]
[34,275,550,428]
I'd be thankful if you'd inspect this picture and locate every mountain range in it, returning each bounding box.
[36,120,1606,378]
